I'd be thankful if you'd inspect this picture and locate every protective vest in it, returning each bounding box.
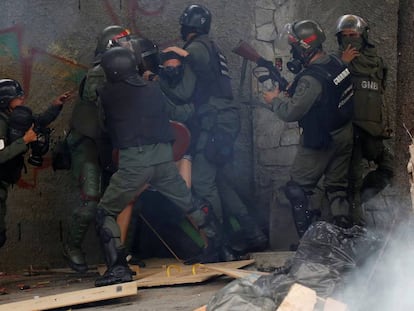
[98,81,174,149]
[289,55,354,149]
[350,58,386,136]
[183,34,233,108]
[70,65,105,139]
[0,113,25,184]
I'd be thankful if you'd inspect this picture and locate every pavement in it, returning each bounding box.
[0,252,294,311]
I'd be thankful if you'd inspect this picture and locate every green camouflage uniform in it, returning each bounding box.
[345,47,394,223]
[0,104,62,247]
[63,64,106,272]
[270,54,353,219]
[184,37,240,221]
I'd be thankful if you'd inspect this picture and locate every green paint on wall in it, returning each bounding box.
[0,33,19,58]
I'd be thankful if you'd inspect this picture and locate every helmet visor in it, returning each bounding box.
[336,15,367,35]
[112,29,132,50]
[113,29,131,41]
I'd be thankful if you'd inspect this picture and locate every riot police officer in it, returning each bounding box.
[0,79,70,248]
[63,25,133,273]
[263,20,354,236]
[336,14,394,225]
[164,4,267,261]
[94,47,225,286]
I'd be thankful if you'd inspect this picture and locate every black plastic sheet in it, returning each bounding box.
[207,221,382,311]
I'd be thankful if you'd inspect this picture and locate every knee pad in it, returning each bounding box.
[74,200,97,221]
[100,227,118,267]
[283,181,312,237]
[284,181,309,210]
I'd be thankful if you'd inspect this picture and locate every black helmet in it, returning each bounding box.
[0,79,24,110]
[101,47,145,86]
[288,20,326,53]
[94,25,131,63]
[179,4,211,40]
[285,20,325,72]
[131,36,160,74]
[335,14,372,46]
[335,14,368,36]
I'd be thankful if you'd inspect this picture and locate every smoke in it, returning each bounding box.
[336,213,414,310]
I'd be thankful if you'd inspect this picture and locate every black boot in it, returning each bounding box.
[62,243,88,273]
[95,247,136,287]
[360,169,393,203]
[236,215,268,252]
[184,241,220,265]
[185,198,239,264]
[63,201,96,273]
[219,242,240,262]
[332,215,353,229]
[95,210,135,287]
[95,262,135,287]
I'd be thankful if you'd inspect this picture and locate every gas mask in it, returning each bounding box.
[287,46,304,74]
[159,65,185,88]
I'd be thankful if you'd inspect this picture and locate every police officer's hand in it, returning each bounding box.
[163,46,189,57]
[23,125,37,144]
[341,44,360,63]
[52,91,73,106]
[263,87,280,104]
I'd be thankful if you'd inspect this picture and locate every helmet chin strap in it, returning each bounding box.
[301,48,322,67]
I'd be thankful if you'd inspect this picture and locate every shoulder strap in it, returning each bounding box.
[306,55,344,83]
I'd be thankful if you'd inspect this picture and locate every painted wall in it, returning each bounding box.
[0,0,256,270]
[0,0,406,269]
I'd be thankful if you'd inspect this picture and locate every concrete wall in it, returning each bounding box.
[0,0,405,270]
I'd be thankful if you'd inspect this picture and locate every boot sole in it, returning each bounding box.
[95,275,133,287]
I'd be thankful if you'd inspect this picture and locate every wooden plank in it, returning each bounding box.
[193,306,207,311]
[135,259,255,288]
[0,281,138,311]
[324,297,348,311]
[98,257,180,279]
[199,264,270,279]
[276,283,317,311]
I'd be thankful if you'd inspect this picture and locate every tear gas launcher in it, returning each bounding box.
[232,40,289,91]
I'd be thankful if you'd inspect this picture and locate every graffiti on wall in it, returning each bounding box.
[0,0,171,189]
[0,24,87,189]
[102,0,182,48]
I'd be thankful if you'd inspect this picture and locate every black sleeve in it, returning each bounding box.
[34,104,63,127]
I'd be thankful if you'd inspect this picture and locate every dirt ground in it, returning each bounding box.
[0,252,294,311]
